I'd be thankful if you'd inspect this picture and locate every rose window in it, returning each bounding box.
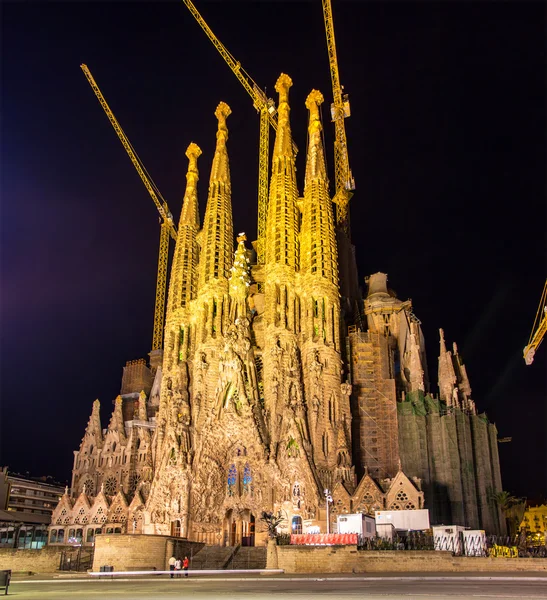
[104,477,117,496]
[128,473,141,495]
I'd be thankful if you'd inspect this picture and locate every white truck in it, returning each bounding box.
[375,509,430,532]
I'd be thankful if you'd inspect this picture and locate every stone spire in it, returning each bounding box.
[137,390,148,421]
[229,233,251,321]
[198,102,234,290]
[438,329,457,406]
[451,342,476,414]
[304,90,328,184]
[84,399,103,445]
[408,331,425,392]
[265,74,299,272]
[167,142,202,314]
[301,89,337,288]
[107,395,127,442]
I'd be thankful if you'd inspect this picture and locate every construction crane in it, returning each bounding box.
[80,64,176,352]
[322,0,355,235]
[523,278,547,365]
[182,0,297,265]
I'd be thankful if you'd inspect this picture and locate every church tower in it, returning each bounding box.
[299,89,351,486]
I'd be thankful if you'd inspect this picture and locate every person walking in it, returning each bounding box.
[168,555,176,578]
[174,557,182,578]
[183,555,189,577]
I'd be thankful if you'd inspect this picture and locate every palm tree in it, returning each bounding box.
[490,491,526,537]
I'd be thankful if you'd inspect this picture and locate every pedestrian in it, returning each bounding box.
[174,557,182,578]
[183,555,189,577]
[168,554,176,578]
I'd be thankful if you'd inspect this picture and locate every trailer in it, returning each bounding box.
[375,509,430,532]
[336,513,376,538]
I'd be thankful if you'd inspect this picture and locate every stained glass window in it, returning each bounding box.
[242,463,251,495]
[227,464,237,497]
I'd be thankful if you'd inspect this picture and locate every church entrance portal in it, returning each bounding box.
[224,509,255,547]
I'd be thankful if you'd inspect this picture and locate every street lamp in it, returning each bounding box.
[324,489,333,534]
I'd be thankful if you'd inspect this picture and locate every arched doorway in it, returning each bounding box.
[223,509,255,547]
[241,513,255,547]
[170,520,181,537]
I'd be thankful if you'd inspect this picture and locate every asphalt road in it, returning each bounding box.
[8,575,547,600]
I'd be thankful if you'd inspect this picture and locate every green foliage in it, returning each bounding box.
[489,490,527,536]
[260,510,286,539]
[275,533,291,546]
[286,436,300,457]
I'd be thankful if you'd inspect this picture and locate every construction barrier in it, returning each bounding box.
[489,545,519,558]
[290,533,358,546]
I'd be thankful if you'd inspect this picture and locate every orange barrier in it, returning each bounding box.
[290,533,358,545]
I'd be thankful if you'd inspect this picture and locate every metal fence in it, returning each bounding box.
[356,533,546,558]
[59,546,95,571]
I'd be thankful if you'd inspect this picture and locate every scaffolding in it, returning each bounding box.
[348,329,400,480]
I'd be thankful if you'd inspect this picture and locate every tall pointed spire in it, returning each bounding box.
[304,89,328,184]
[107,395,127,442]
[265,74,299,271]
[438,329,457,406]
[301,89,337,288]
[198,102,234,289]
[167,142,202,314]
[451,341,476,414]
[84,399,103,446]
[408,331,425,392]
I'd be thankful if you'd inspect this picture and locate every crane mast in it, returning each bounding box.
[322,0,355,235]
[80,64,175,352]
[523,278,547,365]
[182,0,297,264]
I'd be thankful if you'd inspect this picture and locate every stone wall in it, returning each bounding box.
[92,534,204,572]
[0,547,64,573]
[273,545,547,573]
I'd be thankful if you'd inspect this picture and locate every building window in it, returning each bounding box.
[242,464,252,495]
[227,464,237,497]
[291,516,303,535]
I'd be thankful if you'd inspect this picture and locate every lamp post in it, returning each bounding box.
[324,489,333,534]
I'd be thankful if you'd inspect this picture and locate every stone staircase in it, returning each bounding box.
[190,545,238,570]
[226,546,267,570]
[190,545,268,570]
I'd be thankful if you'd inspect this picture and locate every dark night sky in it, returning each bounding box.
[1,1,545,501]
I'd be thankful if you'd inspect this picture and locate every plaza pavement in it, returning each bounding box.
[7,571,547,600]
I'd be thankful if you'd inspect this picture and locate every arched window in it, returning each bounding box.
[242,464,252,495]
[49,529,58,544]
[112,442,117,453]
[227,464,237,497]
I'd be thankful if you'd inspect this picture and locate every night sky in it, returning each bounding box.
[1,1,545,502]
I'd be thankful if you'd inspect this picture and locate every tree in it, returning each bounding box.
[260,511,286,539]
[490,491,527,537]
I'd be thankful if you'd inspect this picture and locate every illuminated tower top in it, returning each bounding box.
[301,89,337,288]
[167,142,202,313]
[198,102,234,290]
[265,74,299,273]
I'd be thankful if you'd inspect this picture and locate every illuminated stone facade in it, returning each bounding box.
[52,74,506,547]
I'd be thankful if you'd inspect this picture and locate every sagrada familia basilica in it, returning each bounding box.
[49,75,505,548]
